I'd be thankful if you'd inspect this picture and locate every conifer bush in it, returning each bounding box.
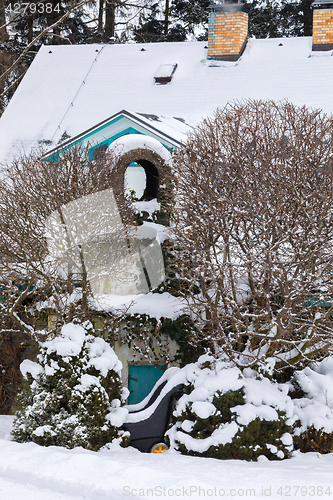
[293,426,333,454]
[166,355,294,461]
[291,357,333,454]
[12,322,129,451]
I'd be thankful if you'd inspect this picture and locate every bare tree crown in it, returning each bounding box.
[172,100,333,370]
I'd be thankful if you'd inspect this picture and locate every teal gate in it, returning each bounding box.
[128,365,166,405]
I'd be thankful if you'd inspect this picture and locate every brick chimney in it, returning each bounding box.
[208,1,248,61]
[312,0,333,51]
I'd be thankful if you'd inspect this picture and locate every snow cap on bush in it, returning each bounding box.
[167,354,294,461]
[13,322,128,451]
[292,358,333,435]
[41,322,123,376]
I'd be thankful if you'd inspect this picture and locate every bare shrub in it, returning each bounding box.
[172,100,333,371]
[0,145,135,412]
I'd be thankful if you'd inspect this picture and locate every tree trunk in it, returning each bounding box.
[98,0,104,33]
[78,245,89,312]
[28,17,33,44]
[52,0,61,44]
[164,0,169,37]
[105,0,115,38]
[0,0,7,43]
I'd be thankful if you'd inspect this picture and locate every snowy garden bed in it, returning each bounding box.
[10,321,333,461]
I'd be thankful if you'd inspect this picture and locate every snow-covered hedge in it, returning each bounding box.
[12,322,129,451]
[164,355,333,460]
[166,355,294,461]
[291,358,333,453]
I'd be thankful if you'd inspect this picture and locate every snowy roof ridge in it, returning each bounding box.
[1,37,333,164]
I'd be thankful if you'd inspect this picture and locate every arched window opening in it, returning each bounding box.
[124,159,159,201]
[125,163,146,200]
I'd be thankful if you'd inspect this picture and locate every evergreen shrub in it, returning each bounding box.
[166,355,294,461]
[111,313,203,367]
[293,426,333,454]
[12,321,129,451]
[291,357,333,454]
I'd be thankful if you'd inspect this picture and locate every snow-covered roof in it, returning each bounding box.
[1,37,333,164]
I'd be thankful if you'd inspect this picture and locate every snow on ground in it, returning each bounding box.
[1,416,333,500]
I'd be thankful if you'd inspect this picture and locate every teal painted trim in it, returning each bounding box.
[46,116,176,161]
[0,283,34,304]
[88,127,143,160]
[46,140,84,161]
[46,115,125,161]
[44,109,182,161]
[81,114,123,143]
[46,128,174,161]
[305,298,331,308]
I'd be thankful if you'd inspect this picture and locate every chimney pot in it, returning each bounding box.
[208,2,248,61]
[312,0,333,51]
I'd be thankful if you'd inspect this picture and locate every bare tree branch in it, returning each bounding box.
[172,100,333,371]
[0,0,93,86]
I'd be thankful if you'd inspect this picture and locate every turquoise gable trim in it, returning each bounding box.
[45,111,179,160]
[84,114,123,142]
[46,125,141,161]
[88,127,142,160]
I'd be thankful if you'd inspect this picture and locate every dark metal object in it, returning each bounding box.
[123,382,184,453]
[154,64,178,85]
